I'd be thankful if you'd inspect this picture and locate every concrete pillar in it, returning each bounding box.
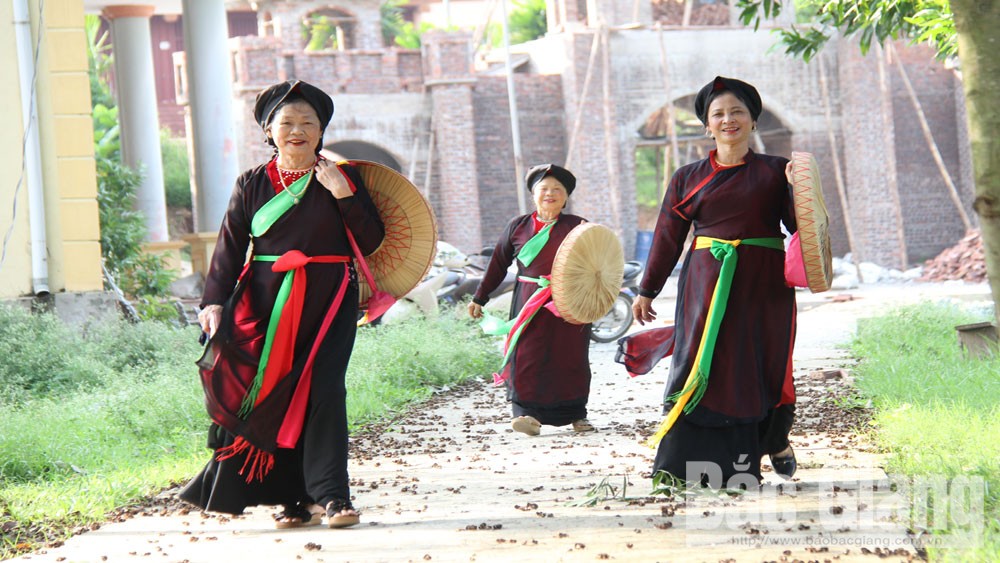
[103,5,169,242]
[182,0,240,233]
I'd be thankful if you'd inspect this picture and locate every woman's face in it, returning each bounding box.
[267,100,322,162]
[532,176,568,216]
[706,92,754,146]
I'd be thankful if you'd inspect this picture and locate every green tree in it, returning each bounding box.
[508,0,547,44]
[380,0,407,46]
[304,14,339,51]
[738,0,1000,328]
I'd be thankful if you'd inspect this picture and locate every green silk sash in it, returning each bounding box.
[478,220,556,335]
[250,172,312,238]
[237,254,288,416]
[646,235,784,447]
[516,221,555,267]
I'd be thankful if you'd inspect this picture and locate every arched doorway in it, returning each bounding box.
[324,140,402,172]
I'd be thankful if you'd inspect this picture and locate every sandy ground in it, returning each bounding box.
[11,280,992,563]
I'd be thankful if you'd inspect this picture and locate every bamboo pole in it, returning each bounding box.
[818,54,863,281]
[564,31,602,169]
[886,42,973,231]
[600,25,622,224]
[656,23,680,192]
[500,0,527,214]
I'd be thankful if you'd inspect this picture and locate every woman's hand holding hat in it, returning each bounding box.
[315,159,353,199]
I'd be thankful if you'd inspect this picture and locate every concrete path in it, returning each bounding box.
[13,281,992,563]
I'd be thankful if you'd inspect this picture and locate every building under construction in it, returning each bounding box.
[172,0,975,270]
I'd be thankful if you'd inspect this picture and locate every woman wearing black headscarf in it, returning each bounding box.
[468,164,596,436]
[630,76,798,486]
[179,80,384,528]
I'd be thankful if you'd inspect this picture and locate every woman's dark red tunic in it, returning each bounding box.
[474,213,592,426]
[638,149,797,482]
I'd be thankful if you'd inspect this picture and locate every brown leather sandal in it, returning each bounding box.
[274,503,323,529]
[326,498,360,529]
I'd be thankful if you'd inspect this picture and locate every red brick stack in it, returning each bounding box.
[919,229,987,282]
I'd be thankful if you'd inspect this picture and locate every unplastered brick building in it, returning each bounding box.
[192,0,974,269]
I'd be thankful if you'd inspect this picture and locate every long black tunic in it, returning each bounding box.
[180,161,383,514]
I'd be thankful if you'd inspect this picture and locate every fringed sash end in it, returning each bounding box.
[215,436,275,483]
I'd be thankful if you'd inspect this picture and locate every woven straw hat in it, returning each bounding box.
[550,223,624,324]
[789,152,832,293]
[349,161,438,307]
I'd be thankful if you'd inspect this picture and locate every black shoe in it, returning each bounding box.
[769,448,797,479]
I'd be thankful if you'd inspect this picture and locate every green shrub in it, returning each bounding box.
[161,132,191,209]
[0,307,104,406]
[96,160,175,302]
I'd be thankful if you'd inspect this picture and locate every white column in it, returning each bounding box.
[182,0,240,233]
[103,5,169,242]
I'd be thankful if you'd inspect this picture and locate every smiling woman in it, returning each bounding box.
[179,80,384,530]
[625,76,802,488]
[467,164,601,437]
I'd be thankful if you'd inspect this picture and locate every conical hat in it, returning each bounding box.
[790,152,833,293]
[349,160,438,307]
[550,223,624,324]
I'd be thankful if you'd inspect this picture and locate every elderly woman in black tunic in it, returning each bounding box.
[631,76,798,486]
[468,164,595,436]
[179,80,384,528]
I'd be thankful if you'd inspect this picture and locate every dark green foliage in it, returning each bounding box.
[96,160,144,273]
[634,147,665,209]
[161,133,191,209]
[736,0,956,61]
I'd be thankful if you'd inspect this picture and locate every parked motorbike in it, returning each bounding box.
[436,243,515,306]
[589,260,642,343]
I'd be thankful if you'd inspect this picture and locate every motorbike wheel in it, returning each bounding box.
[590,292,634,343]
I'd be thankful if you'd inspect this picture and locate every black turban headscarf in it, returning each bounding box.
[693,76,762,125]
[253,80,335,153]
[525,163,576,195]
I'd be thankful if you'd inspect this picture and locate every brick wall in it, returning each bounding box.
[431,85,481,252]
[889,42,971,261]
[220,11,972,271]
[472,75,568,247]
[838,41,908,269]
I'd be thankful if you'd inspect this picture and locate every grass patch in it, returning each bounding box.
[850,303,999,560]
[0,305,498,559]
